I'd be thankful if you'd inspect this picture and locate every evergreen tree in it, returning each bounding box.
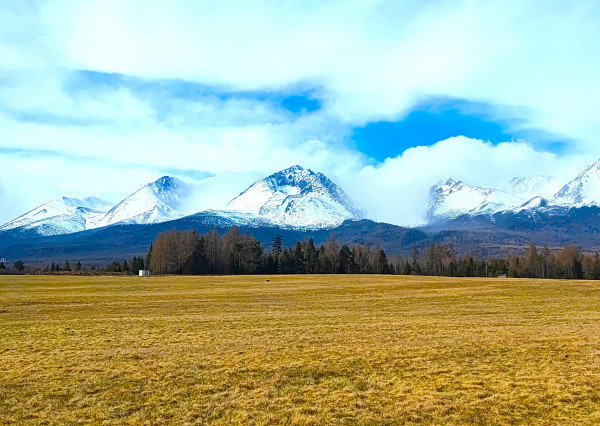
[63,260,71,272]
[292,241,305,273]
[145,243,153,273]
[304,238,318,273]
[279,249,291,274]
[190,235,208,274]
[0,262,5,270]
[271,234,283,257]
[75,261,82,272]
[374,249,390,274]
[338,244,355,273]
[263,253,277,274]
[13,260,25,271]
[324,237,340,273]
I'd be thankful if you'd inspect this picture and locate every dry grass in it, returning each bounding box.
[2,275,600,424]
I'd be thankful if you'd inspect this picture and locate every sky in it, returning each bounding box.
[1,0,599,225]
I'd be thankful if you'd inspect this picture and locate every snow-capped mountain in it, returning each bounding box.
[94,176,192,227]
[553,159,600,206]
[0,196,113,236]
[224,165,364,228]
[502,196,570,219]
[0,167,364,237]
[506,176,562,199]
[427,179,524,222]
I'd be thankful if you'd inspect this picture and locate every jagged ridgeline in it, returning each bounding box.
[6,160,600,263]
[0,166,364,237]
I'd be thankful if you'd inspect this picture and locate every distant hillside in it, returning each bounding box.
[0,216,428,265]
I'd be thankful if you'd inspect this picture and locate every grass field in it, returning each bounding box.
[2,275,600,424]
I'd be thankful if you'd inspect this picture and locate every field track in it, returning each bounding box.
[2,275,600,424]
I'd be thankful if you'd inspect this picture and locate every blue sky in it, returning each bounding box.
[0,0,599,225]
[352,98,571,162]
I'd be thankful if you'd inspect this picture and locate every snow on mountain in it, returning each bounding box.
[505,196,569,216]
[94,176,192,227]
[427,179,524,222]
[0,196,113,236]
[224,165,364,229]
[553,159,600,206]
[0,167,365,237]
[506,175,562,199]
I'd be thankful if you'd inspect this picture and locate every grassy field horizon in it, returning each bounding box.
[2,274,600,424]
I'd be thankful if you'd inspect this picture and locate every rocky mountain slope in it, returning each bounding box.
[224,165,365,228]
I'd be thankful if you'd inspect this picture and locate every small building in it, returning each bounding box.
[0,257,6,263]
[139,270,150,276]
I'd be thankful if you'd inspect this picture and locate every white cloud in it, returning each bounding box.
[32,0,600,140]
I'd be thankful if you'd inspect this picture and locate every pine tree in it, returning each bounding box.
[292,241,305,273]
[190,235,208,274]
[271,234,283,257]
[75,261,82,272]
[338,244,355,273]
[0,262,5,270]
[13,260,25,271]
[375,250,390,274]
[304,238,318,273]
[63,260,71,272]
[145,243,153,273]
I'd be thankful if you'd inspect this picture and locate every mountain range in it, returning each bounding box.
[426,159,600,224]
[4,160,600,263]
[0,166,364,238]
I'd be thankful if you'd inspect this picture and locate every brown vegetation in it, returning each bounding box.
[2,275,600,424]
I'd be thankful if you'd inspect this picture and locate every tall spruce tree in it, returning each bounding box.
[271,234,283,257]
[304,238,318,273]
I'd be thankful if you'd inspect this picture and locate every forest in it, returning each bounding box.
[124,227,600,279]
[7,226,600,280]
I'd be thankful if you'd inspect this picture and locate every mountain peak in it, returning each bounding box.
[280,165,304,173]
[225,166,364,228]
[0,196,113,236]
[554,160,600,206]
[427,179,523,223]
[94,176,191,227]
[152,176,182,190]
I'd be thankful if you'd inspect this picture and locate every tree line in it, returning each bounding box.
[400,242,597,279]
[8,227,600,280]
[143,229,600,279]
[144,228,393,275]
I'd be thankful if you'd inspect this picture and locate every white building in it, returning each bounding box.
[139,270,150,276]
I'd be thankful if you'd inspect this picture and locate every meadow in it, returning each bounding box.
[2,275,600,424]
